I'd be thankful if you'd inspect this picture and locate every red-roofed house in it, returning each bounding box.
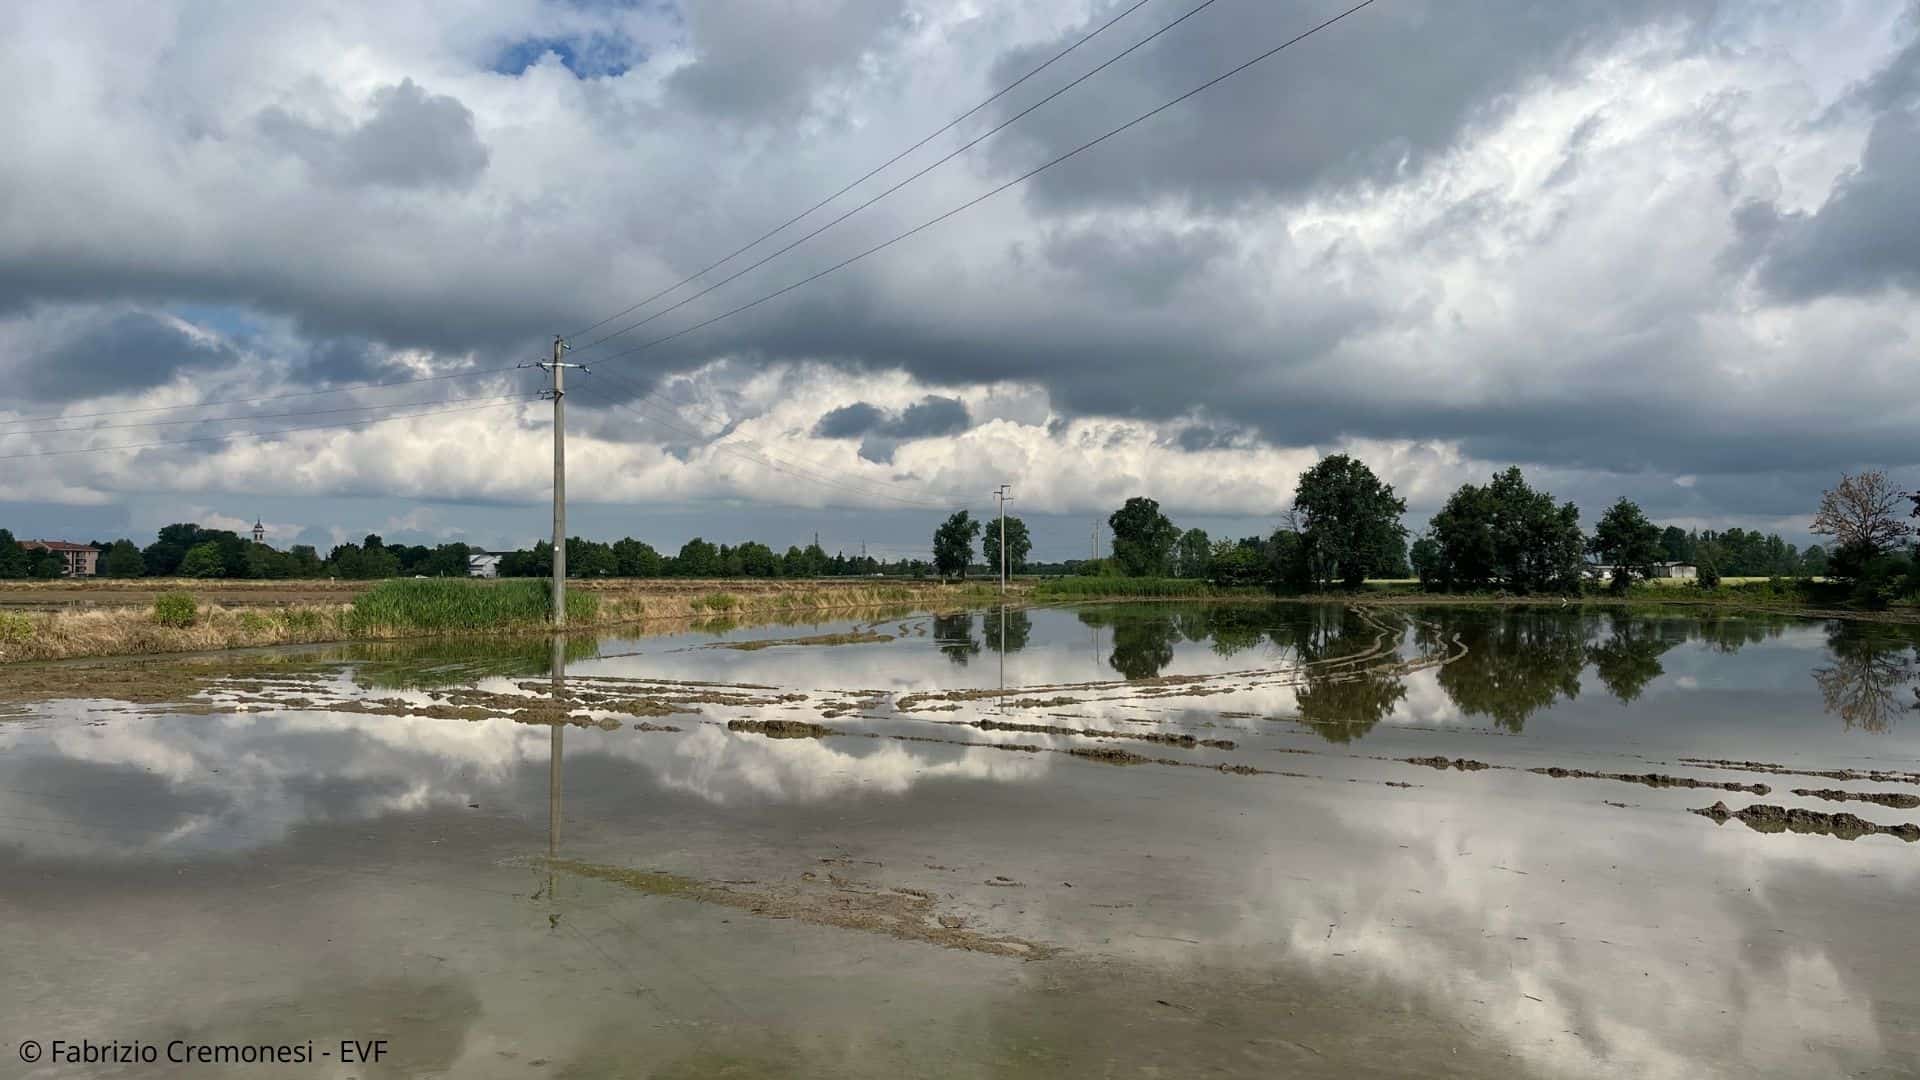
[22,540,99,577]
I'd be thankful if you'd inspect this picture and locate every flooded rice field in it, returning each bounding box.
[4,603,1919,1078]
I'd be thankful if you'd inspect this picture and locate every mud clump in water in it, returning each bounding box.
[1679,758,1920,787]
[1692,801,1920,842]
[1068,746,1151,766]
[1405,756,1491,771]
[728,718,836,740]
[713,631,893,651]
[1530,767,1769,795]
[1790,788,1920,810]
[545,858,1053,959]
[974,718,1235,751]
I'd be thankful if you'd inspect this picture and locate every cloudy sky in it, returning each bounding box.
[2,0,1917,559]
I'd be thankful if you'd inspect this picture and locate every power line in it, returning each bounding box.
[569,0,1230,358]
[584,0,1380,371]
[0,396,537,461]
[7,391,532,436]
[563,0,1165,344]
[0,366,521,428]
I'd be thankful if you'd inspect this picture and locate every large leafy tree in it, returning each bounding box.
[179,541,227,578]
[102,539,145,577]
[1409,537,1441,586]
[674,537,720,577]
[21,546,64,578]
[1590,497,1664,592]
[932,511,982,578]
[981,515,1031,577]
[1291,454,1408,589]
[0,530,28,578]
[1426,467,1584,594]
[1108,497,1178,577]
[1174,527,1211,580]
[612,538,661,577]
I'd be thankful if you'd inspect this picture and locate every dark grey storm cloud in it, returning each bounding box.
[27,312,238,402]
[986,0,1717,210]
[666,0,907,119]
[811,401,887,439]
[1753,107,1920,300]
[811,395,969,441]
[890,395,970,438]
[294,337,408,385]
[259,79,489,190]
[1041,223,1228,305]
[810,395,971,464]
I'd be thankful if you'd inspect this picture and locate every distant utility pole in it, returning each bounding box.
[994,484,1013,594]
[535,336,587,628]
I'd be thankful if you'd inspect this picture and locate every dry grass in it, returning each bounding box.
[0,579,1016,663]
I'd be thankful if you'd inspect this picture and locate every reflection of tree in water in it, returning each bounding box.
[1206,606,1275,659]
[932,613,980,666]
[1813,626,1919,734]
[1585,614,1683,704]
[1278,607,1407,743]
[1077,607,1180,680]
[1689,615,1788,654]
[1430,611,1586,732]
[982,608,1032,654]
[1109,619,1179,680]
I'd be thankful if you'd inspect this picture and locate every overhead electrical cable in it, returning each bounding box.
[584,0,1380,371]
[568,0,1232,357]
[0,396,537,461]
[562,0,1165,344]
[0,366,521,428]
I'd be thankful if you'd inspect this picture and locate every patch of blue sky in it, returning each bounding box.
[492,33,641,78]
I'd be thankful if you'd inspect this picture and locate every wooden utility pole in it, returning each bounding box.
[536,336,587,627]
[993,484,1013,594]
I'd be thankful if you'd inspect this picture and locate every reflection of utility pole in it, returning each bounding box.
[535,337,588,628]
[546,633,565,927]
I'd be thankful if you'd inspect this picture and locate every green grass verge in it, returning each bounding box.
[345,579,597,634]
[1032,577,1220,600]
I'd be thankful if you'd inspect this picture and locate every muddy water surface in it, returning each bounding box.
[3,604,1919,1078]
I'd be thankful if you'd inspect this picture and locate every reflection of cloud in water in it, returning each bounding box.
[0,706,551,859]
[1269,797,1907,1079]
[600,725,1051,806]
[0,695,1060,859]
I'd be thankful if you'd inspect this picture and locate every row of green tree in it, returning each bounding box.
[928,458,1914,600]
[493,537,927,580]
[0,522,947,581]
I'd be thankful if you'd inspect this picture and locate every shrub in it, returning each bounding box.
[345,578,596,633]
[0,612,32,644]
[1033,577,1215,599]
[238,611,272,634]
[1850,555,1913,609]
[278,608,327,634]
[152,592,198,628]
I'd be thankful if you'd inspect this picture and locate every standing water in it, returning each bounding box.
[2,603,1917,1077]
